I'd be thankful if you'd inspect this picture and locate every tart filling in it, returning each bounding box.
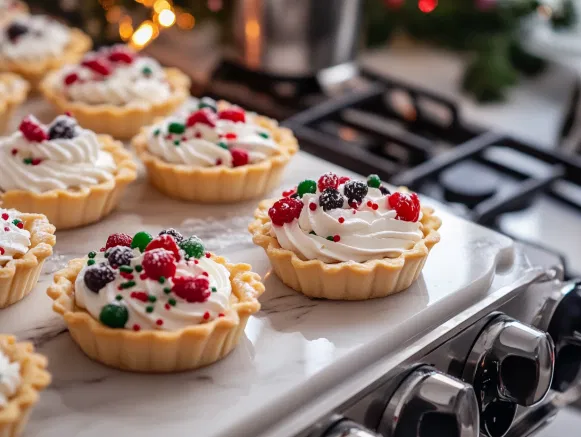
[0,347,20,408]
[0,208,30,266]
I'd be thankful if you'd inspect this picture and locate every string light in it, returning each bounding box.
[130,20,158,49]
[106,6,122,23]
[418,0,437,13]
[177,12,195,30]
[158,9,176,27]
[153,0,171,13]
[119,15,133,41]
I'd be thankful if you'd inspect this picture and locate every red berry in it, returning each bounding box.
[142,248,176,280]
[108,47,134,64]
[268,198,303,226]
[230,148,249,167]
[317,172,339,192]
[19,116,48,142]
[186,108,217,128]
[145,234,181,260]
[171,275,211,303]
[81,58,112,76]
[63,72,79,86]
[388,192,421,222]
[218,106,246,123]
[105,233,133,250]
[338,176,350,184]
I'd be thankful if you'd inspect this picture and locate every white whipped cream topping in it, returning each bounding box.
[0,348,21,409]
[0,15,70,62]
[271,186,424,263]
[0,208,30,266]
[58,49,171,106]
[147,100,279,167]
[75,248,232,331]
[0,116,116,193]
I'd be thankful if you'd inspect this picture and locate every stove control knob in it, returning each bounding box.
[378,366,479,437]
[462,315,554,437]
[322,420,381,437]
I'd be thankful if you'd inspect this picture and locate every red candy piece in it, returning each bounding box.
[171,275,211,303]
[388,192,421,222]
[230,148,249,167]
[186,108,217,128]
[81,58,112,76]
[145,234,181,260]
[317,172,339,192]
[108,48,134,64]
[338,176,350,185]
[63,72,79,86]
[218,106,245,123]
[268,197,303,226]
[142,248,176,280]
[106,233,132,250]
[282,187,297,198]
[19,116,48,142]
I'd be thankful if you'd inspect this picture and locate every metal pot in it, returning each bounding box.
[231,0,363,78]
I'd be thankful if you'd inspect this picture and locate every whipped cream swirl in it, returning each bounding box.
[76,248,232,331]
[0,115,116,193]
[146,98,279,167]
[0,15,70,62]
[0,348,21,408]
[271,184,424,263]
[0,209,31,266]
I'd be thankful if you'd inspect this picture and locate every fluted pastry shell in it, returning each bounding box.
[0,335,51,437]
[249,199,441,300]
[0,28,91,90]
[132,103,299,203]
[0,135,137,230]
[47,255,264,373]
[0,73,28,134]
[0,213,55,308]
[40,68,191,140]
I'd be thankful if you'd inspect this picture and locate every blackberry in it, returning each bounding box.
[6,23,28,42]
[158,228,183,243]
[319,188,344,211]
[84,265,116,293]
[48,116,78,140]
[379,186,391,196]
[106,246,134,267]
[343,181,368,203]
[179,236,205,259]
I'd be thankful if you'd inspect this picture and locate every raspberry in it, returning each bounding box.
[388,192,421,222]
[317,173,339,192]
[19,116,48,142]
[106,246,134,267]
[158,228,183,244]
[108,47,134,64]
[81,58,112,76]
[218,106,246,123]
[171,275,211,303]
[268,198,303,226]
[319,188,345,211]
[230,148,249,167]
[106,233,133,250]
[186,108,217,128]
[145,234,181,260]
[142,248,176,280]
[63,72,79,86]
[343,180,368,204]
[84,265,116,293]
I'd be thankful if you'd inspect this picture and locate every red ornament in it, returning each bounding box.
[186,108,217,128]
[145,234,181,260]
[418,0,437,13]
[388,192,421,222]
[142,248,176,280]
[172,275,211,303]
[19,116,48,142]
[81,58,112,76]
[317,172,339,192]
[268,197,304,226]
[105,233,133,250]
[63,72,79,86]
[218,106,246,123]
[230,148,249,167]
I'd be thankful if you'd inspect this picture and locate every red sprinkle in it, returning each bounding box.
[195,131,202,138]
[225,132,237,140]
[130,291,148,302]
[165,134,172,140]
[203,312,210,320]
[205,252,211,258]
[309,203,317,211]
[282,187,297,198]
[4,227,9,232]
[216,158,222,166]
[139,273,148,280]
[333,235,341,242]
[156,319,163,326]
[366,201,373,207]
[65,111,72,116]
[117,285,123,290]
[132,324,141,331]
[372,203,379,211]
[120,272,134,280]
[338,217,345,223]
[202,271,209,277]
[0,247,5,255]
[218,313,225,318]
[164,303,171,310]
[100,247,106,252]
[194,260,199,264]
[1,213,8,220]
[63,72,79,86]
[31,158,42,166]
[338,176,351,184]
[16,222,23,229]
[182,136,187,141]
[10,149,17,156]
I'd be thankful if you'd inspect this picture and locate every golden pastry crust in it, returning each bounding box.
[0,335,51,437]
[0,135,137,230]
[0,212,55,308]
[47,255,264,372]
[249,199,441,300]
[132,101,299,203]
[40,68,191,140]
[0,28,92,90]
[0,73,29,134]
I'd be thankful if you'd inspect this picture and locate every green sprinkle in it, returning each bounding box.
[218,141,228,150]
[168,122,186,134]
[198,97,217,111]
[115,295,123,301]
[148,295,157,303]
[142,66,153,76]
[211,286,217,292]
[99,304,128,329]
[119,265,133,273]
[163,287,171,294]
[88,251,96,259]
[135,265,143,272]
[146,306,154,313]
[158,276,166,284]
[258,132,269,139]
[173,140,180,146]
[120,281,136,289]
[367,174,381,188]
[168,298,176,306]
[12,219,21,226]
[23,158,32,165]
[153,128,160,136]
[327,236,334,241]
[87,259,96,266]
[131,231,152,253]
[297,179,317,197]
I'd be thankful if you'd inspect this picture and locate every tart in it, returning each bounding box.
[40,45,191,140]
[249,173,441,300]
[132,97,298,203]
[47,229,264,372]
[0,208,55,308]
[0,114,137,230]
[0,73,28,134]
[0,15,91,89]
[0,335,51,437]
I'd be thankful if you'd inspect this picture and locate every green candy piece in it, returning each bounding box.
[142,66,153,76]
[88,251,96,259]
[168,298,176,306]
[297,179,317,197]
[258,132,269,139]
[99,304,128,329]
[87,259,95,266]
[131,231,152,252]
[198,97,217,112]
[367,174,381,188]
[179,236,205,259]
[148,295,157,302]
[168,122,186,135]
[146,306,154,313]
